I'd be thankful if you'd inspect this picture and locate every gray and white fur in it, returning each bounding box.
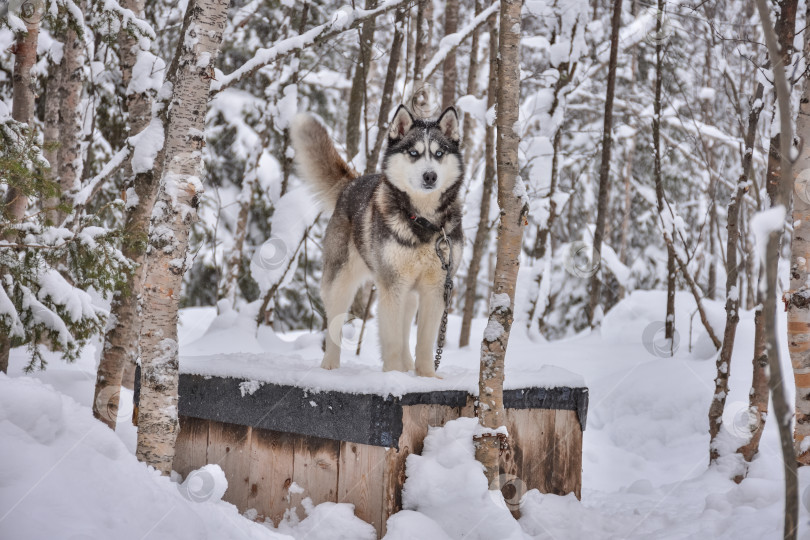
[290,105,464,377]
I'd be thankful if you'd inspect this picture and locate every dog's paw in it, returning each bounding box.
[401,353,415,371]
[415,368,442,379]
[321,357,340,370]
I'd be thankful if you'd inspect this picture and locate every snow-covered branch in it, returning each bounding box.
[423,2,500,82]
[212,0,413,93]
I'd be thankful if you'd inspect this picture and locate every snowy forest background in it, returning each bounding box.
[4,0,810,537]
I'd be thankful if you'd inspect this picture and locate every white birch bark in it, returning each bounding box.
[474,0,525,487]
[135,0,230,474]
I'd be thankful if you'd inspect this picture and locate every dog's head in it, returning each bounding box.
[382,105,463,197]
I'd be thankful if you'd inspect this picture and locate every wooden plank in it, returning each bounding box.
[246,428,296,525]
[382,404,430,536]
[510,408,556,494]
[338,441,387,533]
[174,416,209,479]
[550,409,583,498]
[428,404,461,428]
[289,435,340,521]
[207,421,252,511]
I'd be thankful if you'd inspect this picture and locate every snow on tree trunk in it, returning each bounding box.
[93,0,161,429]
[135,0,230,475]
[587,0,623,326]
[474,0,525,487]
[789,14,810,466]
[754,0,798,535]
[459,14,497,349]
[4,5,43,222]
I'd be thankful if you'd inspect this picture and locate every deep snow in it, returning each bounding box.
[1,290,808,539]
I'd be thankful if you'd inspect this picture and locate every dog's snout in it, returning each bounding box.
[422,171,437,188]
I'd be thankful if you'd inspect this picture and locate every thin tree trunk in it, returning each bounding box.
[650,0,675,342]
[618,0,638,269]
[0,339,9,374]
[710,81,764,463]
[413,0,432,81]
[441,0,459,109]
[43,61,62,225]
[92,0,157,428]
[346,0,378,159]
[4,8,43,222]
[587,0,623,325]
[366,8,406,175]
[663,239,722,349]
[221,148,261,306]
[789,1,810,465]
[754,0,798,536]
[459,13,498,348]
[474,0,525,490]
[461,0,482,173]
[135,0,230,474]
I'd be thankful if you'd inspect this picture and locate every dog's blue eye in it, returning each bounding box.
[435,150,443,158]
[409,150,419,157]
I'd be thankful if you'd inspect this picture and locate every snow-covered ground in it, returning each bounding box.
[1,290,807,539]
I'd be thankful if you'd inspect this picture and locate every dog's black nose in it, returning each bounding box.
[423,171,437,188]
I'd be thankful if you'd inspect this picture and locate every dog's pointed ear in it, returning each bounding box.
[437,107,460,143]
[388,105,414,141]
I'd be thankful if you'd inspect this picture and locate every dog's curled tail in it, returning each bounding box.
[290,114,359,213]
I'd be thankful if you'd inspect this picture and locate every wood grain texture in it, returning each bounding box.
[550,409,583,498]
[290,435,340,521]
[247,428,295,524]
[338,441,386,531]
[207,422,252,510]
[173,416,209,479]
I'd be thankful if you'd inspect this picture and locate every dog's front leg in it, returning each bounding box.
[378,287,407,372]
[414,285,445,377]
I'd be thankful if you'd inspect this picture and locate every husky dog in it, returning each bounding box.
[290,105,464,377]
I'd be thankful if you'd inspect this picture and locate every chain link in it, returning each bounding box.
[435,229,453,371]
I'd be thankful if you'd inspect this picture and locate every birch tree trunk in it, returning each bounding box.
[711,82,764,463]
[754,0,798,535]
[43,61,62,225]
[1,0,43,372]
[441,0,459,109]
[135,0,230,474]
[4,5,43,222]
[474,0,525,487]
[55,14,87,224]
[587,0,623,325]
[789,15,810,465]
[92,0,159,429]
[459,14,497,348]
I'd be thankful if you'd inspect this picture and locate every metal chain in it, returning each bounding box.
[435,229,454,370]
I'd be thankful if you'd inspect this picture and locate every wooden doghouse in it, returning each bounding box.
[172,374,588,538]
